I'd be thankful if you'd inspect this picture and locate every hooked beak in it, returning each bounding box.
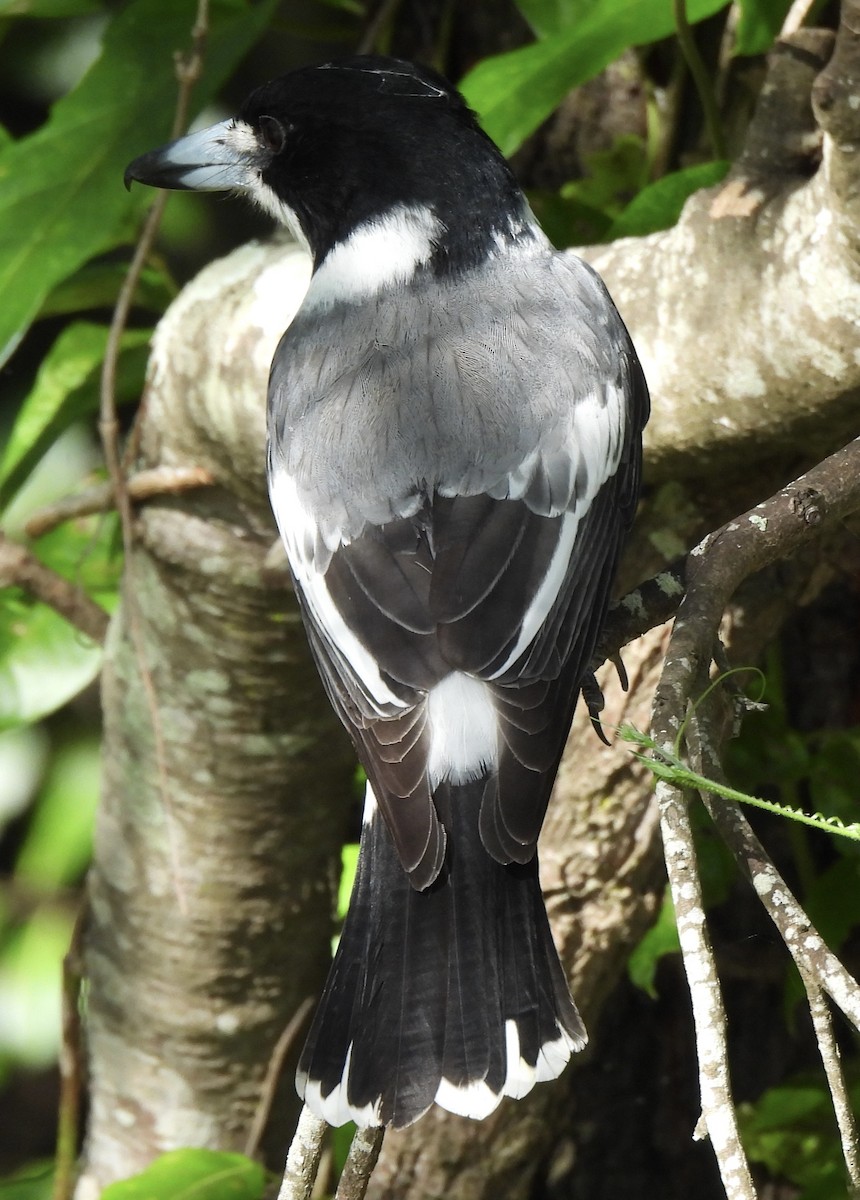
[124,119,261,193]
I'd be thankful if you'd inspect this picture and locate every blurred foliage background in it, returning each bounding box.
[0,0,857,1197]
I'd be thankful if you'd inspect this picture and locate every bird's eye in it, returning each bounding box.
[258,115,287,154]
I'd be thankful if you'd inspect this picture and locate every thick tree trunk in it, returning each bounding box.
[77,245,358,1193]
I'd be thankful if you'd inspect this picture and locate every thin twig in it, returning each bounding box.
[700,789,860,1030]
[98,0,211,916]
[644,442,860,1194]
[357,0,404,55]
[24,465,215,539]
[334,1126,385,1200]
[244,997,315,1159]
[51,902,88,1200]
[686,714,860,1190]
[654,774,757,1199]
[781,0,818,37]
[277,1106,328,1200]
[802,980,860,1194]
[0,530,109,643]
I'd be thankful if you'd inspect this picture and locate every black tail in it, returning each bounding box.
[296,780,586,1129]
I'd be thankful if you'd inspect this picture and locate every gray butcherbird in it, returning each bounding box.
[125,54,649,1131]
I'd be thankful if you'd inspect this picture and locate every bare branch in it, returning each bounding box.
[700,791,860,1031]
[0,530,109,643]
[244,998,315,1159]
[24,466,214,539]
[52,904,87,1200]
[334,1127,385,1200]
[653,747,756,1197]
[803,983,860,1194]
[655,436,860,736]
[276,1106,327,1200]
[646,437,860,1193]
[781,0,818,36]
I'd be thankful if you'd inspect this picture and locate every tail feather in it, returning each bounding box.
[297,782,586,1129]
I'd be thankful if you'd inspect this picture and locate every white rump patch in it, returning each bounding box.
[298,1044,383,1129]
[302,205,443,311]
[268,469,407,713]
[426,672,498,787]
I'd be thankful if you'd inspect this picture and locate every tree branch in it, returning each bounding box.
[803,983,860,1194]
[23,466,214,540]
[700,789,860,1031]
[335,1127,386,1200]
[645,437,860,1193]
[276,1106,326,1200]
[583,15,860,487]
[0,530,108,643]
[653,774,756,1199]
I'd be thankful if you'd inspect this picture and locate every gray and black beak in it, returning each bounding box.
[124,119,260,193]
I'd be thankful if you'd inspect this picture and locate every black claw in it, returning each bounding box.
[581,672,610,746]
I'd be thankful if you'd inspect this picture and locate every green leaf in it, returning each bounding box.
[100,1150,267,1200]
[802,857,860,950]
[530,135,649,247]
[735,0,792,56]
[528,189,614,248]
[628,890,679,996]
[461,0,731,157]
[739,1076,860,1197]
[0,905,72,1065]
[0,0,279,368]
[0,321,151,508]
[0,1162,54,1200]
[338,843,360,919]
[606,159,730,239]
[0,591,103,731]
[15,736,100,889]
[314,0,364,12]
[332,1122,358,1176]
[515,0,602,38]
[38,261,176,321]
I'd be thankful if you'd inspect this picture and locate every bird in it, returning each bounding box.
[124,54,649,1131]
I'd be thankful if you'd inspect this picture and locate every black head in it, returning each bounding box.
[125,55,535,274]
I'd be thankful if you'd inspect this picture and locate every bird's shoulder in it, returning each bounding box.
[267,242,643,546]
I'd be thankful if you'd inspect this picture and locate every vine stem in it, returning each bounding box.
[673,0,727,159]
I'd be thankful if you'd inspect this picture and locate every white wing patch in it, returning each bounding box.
[489,509,580,679]
[426,672,498,787]
[268,469,408,713]
[490,384,626,678]
[302,205,443,312]
[361,781,378,826]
